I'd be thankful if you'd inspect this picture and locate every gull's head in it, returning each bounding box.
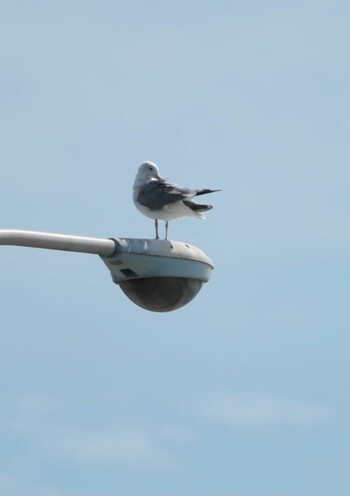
[136,161,162,182]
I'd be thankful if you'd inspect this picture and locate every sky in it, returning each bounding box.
[0,1,349,495]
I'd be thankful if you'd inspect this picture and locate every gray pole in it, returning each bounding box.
[0,229,116,256]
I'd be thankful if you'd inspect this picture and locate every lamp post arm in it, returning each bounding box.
[0,229,116,256]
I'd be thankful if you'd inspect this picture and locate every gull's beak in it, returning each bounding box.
[155,174,162,181]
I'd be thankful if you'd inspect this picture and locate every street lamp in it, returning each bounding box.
[0,229,214,312]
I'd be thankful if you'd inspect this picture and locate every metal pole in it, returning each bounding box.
[0,229,116,256]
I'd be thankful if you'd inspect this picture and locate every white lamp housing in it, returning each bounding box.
[101,238,214,312]
[0,230,214,313]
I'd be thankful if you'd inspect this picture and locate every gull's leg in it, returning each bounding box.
[165,221,169,240]
[155,219,159,239]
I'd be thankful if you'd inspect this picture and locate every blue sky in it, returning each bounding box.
[0,1,349,495]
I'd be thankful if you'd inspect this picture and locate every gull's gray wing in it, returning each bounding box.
[136,180,194,211]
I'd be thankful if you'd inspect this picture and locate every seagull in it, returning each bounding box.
[133,161,220,240]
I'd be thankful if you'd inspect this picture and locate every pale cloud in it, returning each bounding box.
[0,471,73,496]
[200,393,337,428]
[6,393,193,471]
[0,472,13,492]
[12,393,63,417]
[49,427,181,469]
[158,423,199,445]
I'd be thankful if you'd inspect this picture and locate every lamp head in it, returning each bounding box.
[101,238,214,312]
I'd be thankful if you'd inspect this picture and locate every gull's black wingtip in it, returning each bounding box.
[195,188,221,197]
